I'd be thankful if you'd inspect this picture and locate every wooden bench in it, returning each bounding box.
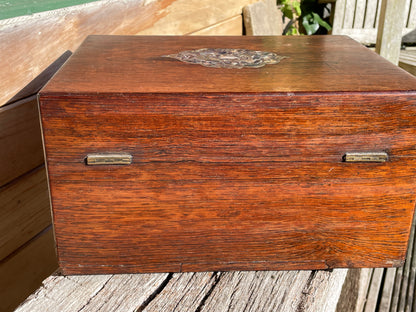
[331,0,415,45]
[399,49,416,76]
[330,0,416,68]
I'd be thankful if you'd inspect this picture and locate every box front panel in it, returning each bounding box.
[40,93,416,274]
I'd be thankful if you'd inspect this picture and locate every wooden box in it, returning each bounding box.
[39,35,416,275]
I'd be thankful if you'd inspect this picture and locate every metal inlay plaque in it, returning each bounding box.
[163,48,287,69]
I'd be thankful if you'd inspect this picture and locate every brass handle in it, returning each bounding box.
[343,152,388,163]
[86,153,132,165]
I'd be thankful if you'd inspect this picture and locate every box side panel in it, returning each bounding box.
[39,93,416,274]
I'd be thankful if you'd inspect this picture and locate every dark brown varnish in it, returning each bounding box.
[39,35,416,274]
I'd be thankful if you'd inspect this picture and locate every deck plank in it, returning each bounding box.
[378,268,397,312]
[363,268,384,312]
[16,274,169,312]
[200,270,347,312]
[16,269,348,312]
[398,215,415,312]
[142,272,218,311]
[407,229,416,312]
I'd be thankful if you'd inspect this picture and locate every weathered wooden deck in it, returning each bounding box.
[15,269,348,312]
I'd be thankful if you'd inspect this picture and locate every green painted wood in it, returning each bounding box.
[0,0,100,20]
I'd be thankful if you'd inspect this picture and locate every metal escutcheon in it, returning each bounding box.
[86,153,132,165]
[343,152,389,163]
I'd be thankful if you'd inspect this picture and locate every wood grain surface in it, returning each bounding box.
[0,227,57,312]
[39,36,416,274]
[0,97,44,187]
[41,35,416,94]
[40,93,416,161]
[188,15,242,36]
[15,273,170,312]
[16,270,348,312]
[0,167,51,261]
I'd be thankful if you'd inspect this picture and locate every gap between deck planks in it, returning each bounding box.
[16,269,348,312]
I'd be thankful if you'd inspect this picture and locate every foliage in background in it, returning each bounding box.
[279,0,301,35]
[278,0,331,35]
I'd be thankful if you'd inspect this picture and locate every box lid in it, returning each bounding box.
[41,35,416,94]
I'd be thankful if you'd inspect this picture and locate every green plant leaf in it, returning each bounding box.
[314,12,332,31]
[282,4,294,20]
[302,13,319,35]
[302,12,331,35]
[285,26,299,36]
[292,1,301,16]
[279,0,301,19]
